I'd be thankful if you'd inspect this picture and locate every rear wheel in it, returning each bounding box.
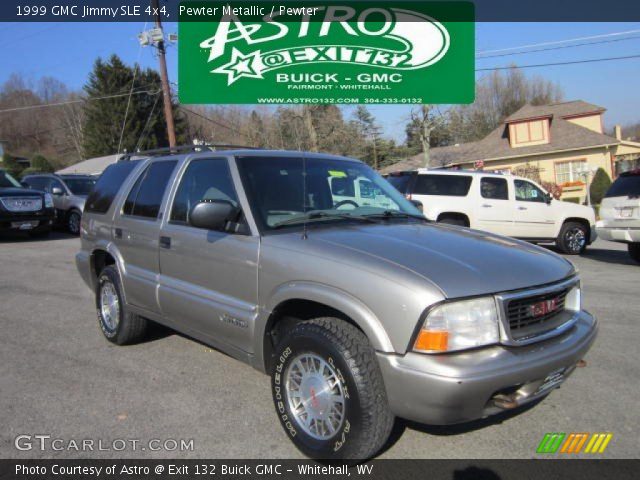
[271,317,394,460]
[628,243,640,263]
[556,221,588,255]
[67,209,81,235]
[96,265,148,345]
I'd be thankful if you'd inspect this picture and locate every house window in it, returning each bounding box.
[510,119,549,146]
[555,160,586,185]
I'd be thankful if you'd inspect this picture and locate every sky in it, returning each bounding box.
[1,20,639,142]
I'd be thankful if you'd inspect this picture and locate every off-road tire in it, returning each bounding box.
[67,209,82,235]
[271,317,394,460]
[556,221,588,255]
[628,243,640,263]
[96,265,148,345]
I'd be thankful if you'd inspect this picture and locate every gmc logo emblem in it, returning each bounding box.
[530,298,559,317]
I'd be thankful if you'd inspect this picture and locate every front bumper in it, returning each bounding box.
[377,310,597,425]
[0,209,55,231]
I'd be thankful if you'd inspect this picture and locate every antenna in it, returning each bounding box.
[302,151,308,240]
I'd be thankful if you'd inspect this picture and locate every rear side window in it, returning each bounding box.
[85,161,140,214]
[481,177,509,200]
[386,174,412,194]
[123,161,177,219]
[605,174,640,198]
[413,174,472,196]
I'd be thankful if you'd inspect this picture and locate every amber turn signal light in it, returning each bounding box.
[414,330,449,352]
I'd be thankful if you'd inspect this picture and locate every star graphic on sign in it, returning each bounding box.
[212,48,263,85]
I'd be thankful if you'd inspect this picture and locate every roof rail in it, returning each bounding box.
[117,144,259,162]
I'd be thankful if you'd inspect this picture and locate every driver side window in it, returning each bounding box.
[170,158,240,225]
[514,179,546,203]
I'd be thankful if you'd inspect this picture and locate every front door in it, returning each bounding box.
[476,176,514,236]
[113,160,178,314]
[513,179,556,238]
[158,157,259,353]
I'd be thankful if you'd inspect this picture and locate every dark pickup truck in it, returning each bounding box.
[0,169,55,237]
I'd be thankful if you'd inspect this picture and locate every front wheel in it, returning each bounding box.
[67,209,82,235]
[271,318,394,460]
[628,243,640,263]
[556,222,588,255]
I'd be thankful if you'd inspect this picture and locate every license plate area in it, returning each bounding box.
[618,207,634,218]
[12,221,39,230]
[535,367,566,395]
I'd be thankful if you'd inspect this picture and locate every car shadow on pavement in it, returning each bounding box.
[0,229,77,243]
[380,399,542,455]
[579,247,637,267]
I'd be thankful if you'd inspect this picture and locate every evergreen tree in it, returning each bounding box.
[82,54,187,158]
[590,167,612,205]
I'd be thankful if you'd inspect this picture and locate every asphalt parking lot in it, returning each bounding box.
[1,232,638,459]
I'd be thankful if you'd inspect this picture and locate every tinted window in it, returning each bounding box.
[386,174,412,194]
[414,174,472,196]
[1,170,22,188]
[605,174,640,198]
[62,177,96,195]
[23,177,47,191]
[514,179,546,203]
[123,161,177,219]
[171,158,238,224]
[481,177,509,200]
[85,161,141,214]
[330,176,355,197]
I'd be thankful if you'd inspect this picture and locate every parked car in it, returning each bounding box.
[22,173,96,235]
[386,169,597,255]
[0,169,55,237]
[76,148,597,460]
[596,169,640,263]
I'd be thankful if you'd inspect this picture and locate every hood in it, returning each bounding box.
[0,187,44,198]
[279,222,575,298]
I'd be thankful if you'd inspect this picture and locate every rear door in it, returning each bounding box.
[476,176,514,236]
[158,157,259,353]
[600,173,640,227]
[513,179,556,238]
[113,159,178,315]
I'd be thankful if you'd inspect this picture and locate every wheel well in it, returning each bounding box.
[91,250,116,281]
[563,217,591,241]
[437,212,470,226]
[263,299,363,372]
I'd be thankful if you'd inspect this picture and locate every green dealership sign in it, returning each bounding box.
[178,1,474,104]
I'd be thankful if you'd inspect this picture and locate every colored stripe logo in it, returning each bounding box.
[537,433,613,454]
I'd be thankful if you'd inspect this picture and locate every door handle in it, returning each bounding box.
[518,206,528,210]
[481,204,492,208]
[159,236,171,249]
[114,228,123,239]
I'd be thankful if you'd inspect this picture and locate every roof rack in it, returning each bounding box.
[117,144,259,162]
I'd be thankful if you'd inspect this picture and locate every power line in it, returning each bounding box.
[478,35,640,59]
[477,29,640,55]
[476,53,640,71]
[179,106,247,137]
[0,88,160,114]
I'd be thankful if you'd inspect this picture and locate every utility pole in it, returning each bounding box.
[152,0,176,147]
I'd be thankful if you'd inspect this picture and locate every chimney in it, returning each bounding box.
[614,125,622,140]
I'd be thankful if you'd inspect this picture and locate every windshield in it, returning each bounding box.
[0,170,22,188]
[62,177,96,195]
[605,174,640,198]
[236,156,422,231]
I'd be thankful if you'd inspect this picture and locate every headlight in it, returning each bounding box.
[44,193,54,209]
[414,297,500,353]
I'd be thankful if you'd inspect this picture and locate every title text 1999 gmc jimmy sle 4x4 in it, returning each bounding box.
[76,147,597,460]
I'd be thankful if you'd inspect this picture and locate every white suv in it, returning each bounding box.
[386,169,597,255]
[596,169,640,263]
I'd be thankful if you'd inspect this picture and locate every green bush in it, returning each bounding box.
[564,197,581,204]
[29,154,54,173]
[589,167,612,205]
[1,153,24,178]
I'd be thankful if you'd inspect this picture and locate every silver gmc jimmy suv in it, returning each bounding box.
[76,147,597,460]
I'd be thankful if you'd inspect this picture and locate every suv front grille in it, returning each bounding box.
[0,197,42,212]
[505,287,571,340]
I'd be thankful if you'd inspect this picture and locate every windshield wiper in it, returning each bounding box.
[365,210,429,222]
[272,211,380,229]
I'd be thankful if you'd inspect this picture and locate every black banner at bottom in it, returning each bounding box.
[0,460,637,480]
